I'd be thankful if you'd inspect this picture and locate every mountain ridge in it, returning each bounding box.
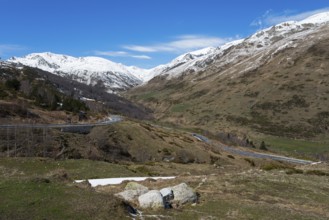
[144,11,329,82]
[9,52,148,93]
[127,11,329,140]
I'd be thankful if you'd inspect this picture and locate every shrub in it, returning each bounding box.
[260,141,268,151]
[5,79,21,91]
[162,148,172,156]
[0,88,8,98]
[285,168,303,175]
[62,97,89,113]
[175,150,195,164]
[244,158,255,166]
[305,170,328,176]
[261,163,292,171]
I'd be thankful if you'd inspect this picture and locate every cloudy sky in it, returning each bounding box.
[0,0,328,68]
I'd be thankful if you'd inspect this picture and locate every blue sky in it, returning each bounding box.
[0,0,328,68]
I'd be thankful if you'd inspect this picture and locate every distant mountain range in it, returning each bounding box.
[7,12,329,95]
[8,53,148,93]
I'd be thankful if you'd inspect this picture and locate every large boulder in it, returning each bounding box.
[172,183,197,204]
[115,182,149,203]
[116,190,143,203]
[138,190,164,209]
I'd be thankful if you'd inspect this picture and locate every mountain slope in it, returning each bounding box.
[144,12,329,81]
[9,53,148,92]
[0,61,152,123]
[127,12,329,139]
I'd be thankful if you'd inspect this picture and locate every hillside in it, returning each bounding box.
[0,62,152,123]
[127,13,329,143]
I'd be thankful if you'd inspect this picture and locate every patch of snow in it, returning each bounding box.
[299,12,329,25]
[75,176,176,187]
[80,97,96,102]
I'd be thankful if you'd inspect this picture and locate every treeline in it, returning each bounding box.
[1,64,152,119]
[0,65,88,113]
[32,67,153,119]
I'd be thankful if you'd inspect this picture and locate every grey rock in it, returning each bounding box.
[125,182,149,193]
[115,182,149,202]
[116,190,143,203]
[172,183,197,204]
[160,187,173,197]
[138,190,164,209]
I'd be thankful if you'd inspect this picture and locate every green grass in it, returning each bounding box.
[0,157,141,220]
[261,136,329,157]
[150,168,329,219]
[171,103,191,113]
[1,157,329,219]
[169,200,322,220]
[0,179,127,220]
[0,157,140,179]
[136,91,159,100]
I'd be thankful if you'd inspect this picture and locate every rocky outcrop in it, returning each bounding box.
[115,182,198,210]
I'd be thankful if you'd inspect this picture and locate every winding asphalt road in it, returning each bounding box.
[191,133,315,165]
[220,145,314,165]
[0,115,122,129]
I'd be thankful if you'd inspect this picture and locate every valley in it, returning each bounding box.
[1,11,329,220]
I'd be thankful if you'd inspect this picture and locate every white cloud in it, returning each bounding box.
[95,51,128,56]
[251,8,329,28]
[94,50,151,60]
[123,46,160,53]
[95,35,237,61]
[131,55,151,60]
[0,44,26,57]
[123,35,231,53]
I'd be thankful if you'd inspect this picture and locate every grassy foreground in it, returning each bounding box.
[1,157,329,219]
[0,158,142,220]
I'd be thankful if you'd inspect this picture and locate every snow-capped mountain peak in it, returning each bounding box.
[298,11,329,25]
[174,47,216,63]
[9,52,148,92]
[145,11,329,81]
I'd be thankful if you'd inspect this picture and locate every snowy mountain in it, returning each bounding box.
[143,47,218,81]
[146,11,329,81]
[8,53,148,92]
[8,12,329,90]
[128,11,329,139]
